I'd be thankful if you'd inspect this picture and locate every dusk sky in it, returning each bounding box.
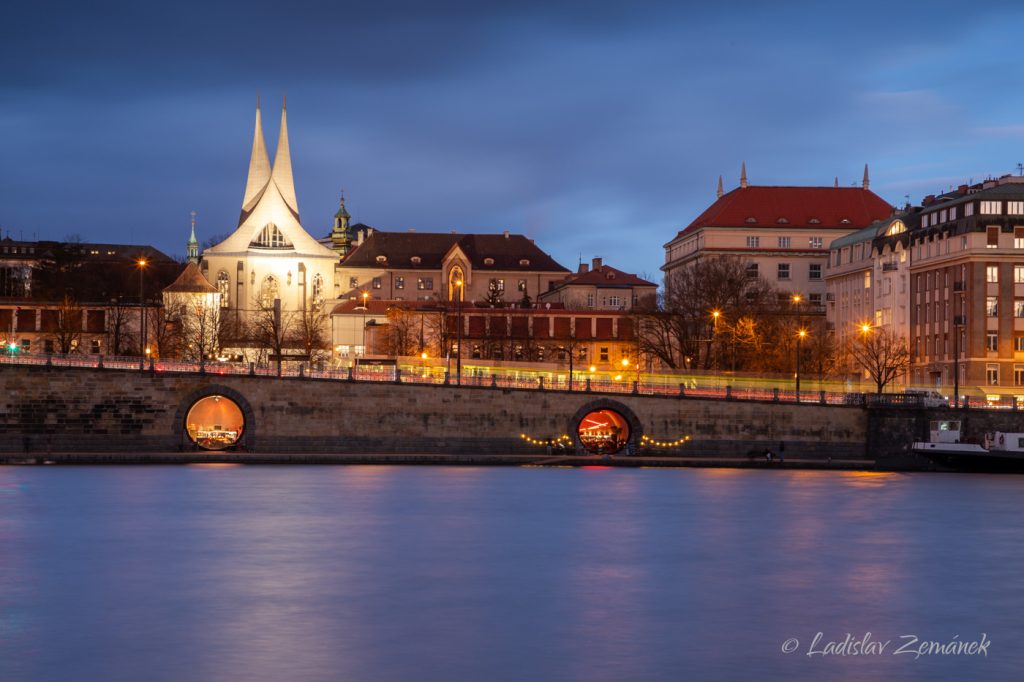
[3,0,1024,280]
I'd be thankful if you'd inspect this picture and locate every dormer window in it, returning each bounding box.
[808,218,821,224]
[776,218,789,224]
[745,217,757,224]
[376,255,387,263]
[483,257,495,266]
[410,256,421,264]
[840,218,851,224]
[250,223,292,249]
[519,259,530,266]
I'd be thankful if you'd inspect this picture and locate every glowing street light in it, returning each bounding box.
[137,257,148,358]
[796,328,808,397]
[455,279,464,386]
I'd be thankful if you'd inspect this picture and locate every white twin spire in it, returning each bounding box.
[240,96,299,224]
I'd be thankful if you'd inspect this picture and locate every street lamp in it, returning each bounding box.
[711,309,721,372]
[455,279,463,385]
[137,258,148,357]
[360,291,369,359]
[796,328,807,397]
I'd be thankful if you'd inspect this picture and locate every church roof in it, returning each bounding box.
[203,101,338,260]
[163,262,218,294]
[670,186,893,242]
[341,231,570,273]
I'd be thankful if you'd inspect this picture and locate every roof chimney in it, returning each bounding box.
[503,230,510,239]
[578,263,589,274]
[740,161,748,189]
[716,175,724,199]
[592,257,603,271]
[862,164,870,190]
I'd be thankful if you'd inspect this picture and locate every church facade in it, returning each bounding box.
[201,101,339,326]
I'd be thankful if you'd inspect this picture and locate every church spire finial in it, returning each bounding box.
[271,102,299,216]
[187,210,200,265]
[740,161,748,189]
[834,176,839,188]
[716,175,724,199]
[862,163,870,190]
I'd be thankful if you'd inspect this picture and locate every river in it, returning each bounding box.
[0,466,1020,681]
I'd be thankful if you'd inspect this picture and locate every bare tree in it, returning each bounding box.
[248,300,295,376]
[847,327,910,394]
[290,304,330,365]
[379,306,418,357]
[106,298,135,356]
[50,295,83,354]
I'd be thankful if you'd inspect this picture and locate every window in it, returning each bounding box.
[395,276,404,290]
[44,339,54,354]
[809,237,823,249]
[1016,337,1024,352]
[1016,228,1024,249]
[987,364,1000,385]
[1016,366,1024,386]
[599,347,609,362]
[987,297,999,317]
[809,293,821,304]
[778,236,791,248]
[259,275,279,306]
[1016,300,1024,318]
[349,276,359,289]
[417,277,433,291]
[372,277,382,290]
[250,223,292,248]
[940,209,947,222]
[777,263,790,280]
[586,293,594,307]
[20,339,29,352]
[965,203,975,217]
[90,339,101,354]
[987,333,998,351]
[311,274,324,307]
[609,295,622,307]
[745,263,759,278]
[1010,202,1024,215]
[746,236,760,248]
[490,278,505,292]
[987,227,1000,248]
[809,263,821,280]
[981,201,1002,215]
[517,279,527,292]
[987,265,999,283]
[864,271,871,289]
[217,271,230,308]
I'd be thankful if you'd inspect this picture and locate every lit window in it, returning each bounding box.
[864,271,871,289]
[599,347,609,362]
[417,277,433,291]
[1016,337,1024,352]
[217,271,230,308]
[1009,202,1024,215]
[372,277,382,290]
[395,276,404,290]
[988,266,999,283]
[809,237,823,249]
[1015,365,1024,386]
[987,297,999,317]
[1016,266,1024,284]
[987,333,998,351]
[349,276,359,288]
[1016,300,1024,318]
[1015,228,1024,249]
[981,201,1002,215]
[250,223,292,249]
[987,364,1000,385]
[518,279,527,292]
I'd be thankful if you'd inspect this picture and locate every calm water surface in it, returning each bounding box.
[0,466,1021,682]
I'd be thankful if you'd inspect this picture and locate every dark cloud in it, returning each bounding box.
[3,0,1024,277]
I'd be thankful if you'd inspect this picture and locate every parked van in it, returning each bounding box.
[903,389,948,408]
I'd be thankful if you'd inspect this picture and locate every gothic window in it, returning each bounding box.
[217,271,230,308]
[260,275,279,306]
[312,274,324,309]
[449,265,465,301]
[250,223,293,249]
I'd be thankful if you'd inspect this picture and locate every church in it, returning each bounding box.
[200,100,338,328]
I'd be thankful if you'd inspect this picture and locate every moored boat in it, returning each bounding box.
[912,420,1024,472]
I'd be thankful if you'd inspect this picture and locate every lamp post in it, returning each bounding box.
[455,279,463,385]
[711,309,721,373]
[137,258,148,357]
[796,328,807,398]
[859,323,872,388]
[953,296,964,408]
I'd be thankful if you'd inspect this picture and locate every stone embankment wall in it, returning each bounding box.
[0,365,867,457]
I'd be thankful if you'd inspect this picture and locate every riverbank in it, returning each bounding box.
[0,451,878,469]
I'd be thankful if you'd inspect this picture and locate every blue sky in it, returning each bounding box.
[2,0,1024,280]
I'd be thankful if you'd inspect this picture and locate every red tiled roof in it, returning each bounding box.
[163,263,218,294]
[672,186,893,240]
[551,264,656,289]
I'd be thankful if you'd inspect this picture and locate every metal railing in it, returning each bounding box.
[0,351,1017,410]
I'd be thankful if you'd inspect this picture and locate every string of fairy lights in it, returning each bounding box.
[640,434,691,448]
[519,433,692,448]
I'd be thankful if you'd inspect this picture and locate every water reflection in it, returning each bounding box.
[0,467,1021,681]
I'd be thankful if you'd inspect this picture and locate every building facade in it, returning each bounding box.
[663,166,892,307]
[538,258,657,310]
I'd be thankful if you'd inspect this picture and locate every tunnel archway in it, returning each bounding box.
[569,399,642,455]
[173,385,255,451]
